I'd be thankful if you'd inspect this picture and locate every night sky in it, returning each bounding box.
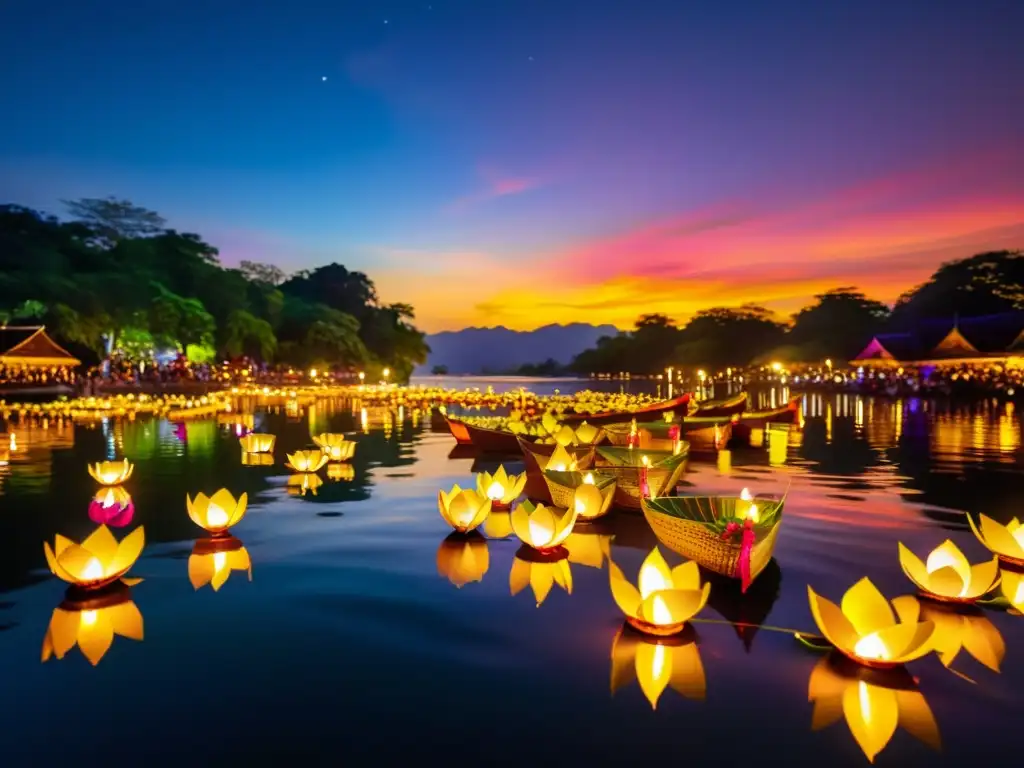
[2,0,1022,332]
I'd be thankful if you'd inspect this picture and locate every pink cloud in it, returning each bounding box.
[445,163,542,212]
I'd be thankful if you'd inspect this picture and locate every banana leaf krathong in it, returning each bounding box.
[542,469,617,520]
[593,446,689,511]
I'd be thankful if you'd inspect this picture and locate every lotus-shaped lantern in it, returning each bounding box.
[436,532,489,587]
[188,536,252,591]
[287,473,323,496]
[312,433,357,462]
[510,549,572,606]
[544,444,578,472]
[573,421,600,444]
[511,500,577,553]
[1001,570,1023,612]
[482,510,514,539]
[240,433,275,453]
[609,547,710,635]
[475,465,526,508]
[438,484,492,533]
[41,584,143,666]
[808,655,941,763]
[807,578,935,668]
[610,625,705,709]
[186,489,247,535]
[327,462,355,482]
[241,451,274,466]
[897,540,1000,603]
[914,597,1005,674]
[542,469,616,521]
[967,514,1024,565]
[285,450,328,473]
[44,525,145,590]
[88,487,135,527]
[87,459,134,486]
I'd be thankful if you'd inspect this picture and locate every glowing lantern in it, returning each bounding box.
[1001,570,1024,612]
[43,525,145,590]
[41,585,143,666]
[914,597,1005,673]
[897,540,1000,602]
[88,487,134,527]
[87,459,134,486]
[311,433,357,462]
[510,500,577,553]
[509,552,572,606]
[188,536,252,591]
[574,421,600,444]
[482,510,514,539]
[807,578,935,668]
[573,483,607,521]
[552,425,577,447]
[287,473,323,496]
[327,463,355,482]
[610,626,705,709]
[438,484,492,533]
[239,433,275,453]
[475,465,526,508]
[609,548,710,636]
[285,450,328,473]
[436,533,490,587]
[967,514,1024,565]
[186,489,248,535]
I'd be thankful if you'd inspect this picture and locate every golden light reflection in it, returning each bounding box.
[188,536,252,591]
[43,525,145,590]
[327,462,355,482]
[287,473,323,496]
[41,584,143,666]
[610,625,705,709]
[241,451,275,466]
[914,598,1005,675]
[563,531,612,569]
[509,548,572,606]
[436,532,489,587]
[717,449,731,475]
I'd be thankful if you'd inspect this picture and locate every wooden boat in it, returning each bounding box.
[729,395,802,444]
[559,392,692,426]
[641,493,785,588]
[542,469,617,520]
[430,408,449,432]
[691,391,748,418]
[605,420,731,453]
[593,446,690,511]
[444,415,473,445]
[518,437,596,503]
[462,421,522,454]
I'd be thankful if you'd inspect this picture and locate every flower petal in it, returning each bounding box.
[81,525,120,567]
[843,681,899,762]
[872,621,935,663]
[608,561,642,617]
[925,540,971,586]
[107,526,145,577]
[808,587,859,655]
[897,543,931,592]
[638,547,674,600]
[978,514,1024,559]
[841,577,896,637]
[668,642,706,700]
[638,586,709,626]
[963,557,1001,598]
[635,641,672,709]
[670,560,701,591]
[959,614,1005,672]
[509,557,531,596]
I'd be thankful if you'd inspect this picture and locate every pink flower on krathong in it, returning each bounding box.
[88,488,135,527]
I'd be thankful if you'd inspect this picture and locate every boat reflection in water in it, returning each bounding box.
[705,559,782,652]
[610,623,705,709]
[509,545,572,607]
[41,582,143,666]
[436,532,490,588]
[189,536,253,592]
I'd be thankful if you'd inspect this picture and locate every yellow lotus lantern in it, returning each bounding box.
[897,540,1000,603]
[239,433,275,453]
[807,655,940,763]
[287,472,322,496]
[87,459,134,486]
[41,585,144,666]
[476,465,526,508]
[511,500,577,553]
[436,533,490,587]
[544,444,578,472]
[1001,570,1024,612]
[807,578,935,668]
[241,451,274,466]
[285,450,328,473]
[44,525,145,590]
[967,514,1024,565]
[482,510,514,539]
[510,552,572,606]
[327,462,355,482]
[914,598,1005,674]
[573,482,608,521]
[438,484,492,533]
[312,433,357,462]
[574,421,600,444]
[610,625,705,709]
[188,536,252,591]
[186,489,248,535]
[609,548,710,636]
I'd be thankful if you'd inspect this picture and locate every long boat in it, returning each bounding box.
[461,421,523,454]
[444,415,474,445]
[559,392,692,426]
[605,419,732,453]
[518,437,597,503]
[728,395,802,443]
[690,391,747,417]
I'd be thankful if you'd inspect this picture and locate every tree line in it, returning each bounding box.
[568,250,1024,374]
[0,198,429,380]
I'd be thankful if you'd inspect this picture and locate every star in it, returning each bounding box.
[528,56,534,62]
[384,19,389,24]
[321,76,328,81]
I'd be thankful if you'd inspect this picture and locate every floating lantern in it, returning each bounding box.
[475,465,526,508]
[188,536,252,591]
[41,583,143,666]
[186,489,247,535]
[239,433,275,453]
[43,525,145,590]
[438,484,492,533]
[545,444,578,472]
[436,532,489,587]
[897,540,1000,603]
[87,459,134,486]
[573,482,608,521]
[914,598,1005,673]
[807,578,935,668]
[609,548,710,636]
[327,463,355,482]
[285,449,328,473]
[574,421,600,444]
[241,451,274,466]
[510,500,577,554]
[510,550,572,606]
[482,510,514,539]
[311,433,357,462]
[287,473,322,496]
[1001,570,1023,612]
[88,487,135,527]
[610,625,705,709]
[967,514,1024,565]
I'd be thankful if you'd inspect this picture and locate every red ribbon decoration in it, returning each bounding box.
[721,518,756,593]
[639,465,650,498]
[668,424,680,441]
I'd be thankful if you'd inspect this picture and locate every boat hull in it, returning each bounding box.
[559,393,692,426]
[518,437,596,503]
[692,392,748,418]
[444,416,473,445]
[463,422,522,453]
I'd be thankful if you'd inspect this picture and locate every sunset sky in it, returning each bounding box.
[2,0,1023,333]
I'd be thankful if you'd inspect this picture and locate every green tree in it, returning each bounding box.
[223,309,277,360]
[787,288,890,360]
[63,197,167,247]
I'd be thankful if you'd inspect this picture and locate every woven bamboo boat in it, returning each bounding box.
[518,437,596,503]
[542,469,617,521]
[444,415,473,445]
[462,421,523,454]
[691,391,748,418]
[641,494,785,584]
[635,420,732,454]
[729,395,802,444]
[593,446,689,511]
[559,392,692,426]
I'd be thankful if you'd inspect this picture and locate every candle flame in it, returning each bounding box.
[487,481,505,501]
[583,472,595,485]
[853,633,889,661]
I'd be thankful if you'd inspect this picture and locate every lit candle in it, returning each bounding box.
[639,455,651,498]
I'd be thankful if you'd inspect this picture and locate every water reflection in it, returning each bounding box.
[241,451,275,466]
[188,536,253,591]
[509,546,572,606]
[914,598,1005,675]
[287,473,323,497]
[705,559,782,651]
[436,532,489,588]
[609,624,705,709]
[41,583,143,666]
[563,531,611,569]
[327,463,355,482]
[482,510,513,539]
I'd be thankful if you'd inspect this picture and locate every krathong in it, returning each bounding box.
[510,500,577,553]
[897,540,1000,603]
[610,625,705,709]
[311,433,357,462]
[475,465,526,508]
[44,525,145,590]
[438,484,492,533]
[510,550,572,606]
[188,536,253,591]
[807,655,940,763]
[87,459,134,486]
[594,446,689,510]
[287,473,323,496]
[88,487,134,527]
[967,513,1024,565]
[542,469,616,522]
[285,449,328,473]
[807,578,935,668]
[186,489,248,535]
[41,584,144,666]
[914,598,1005,675]
[608,547,710,636]
[239,433,275,453]
[436,532,489,587]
